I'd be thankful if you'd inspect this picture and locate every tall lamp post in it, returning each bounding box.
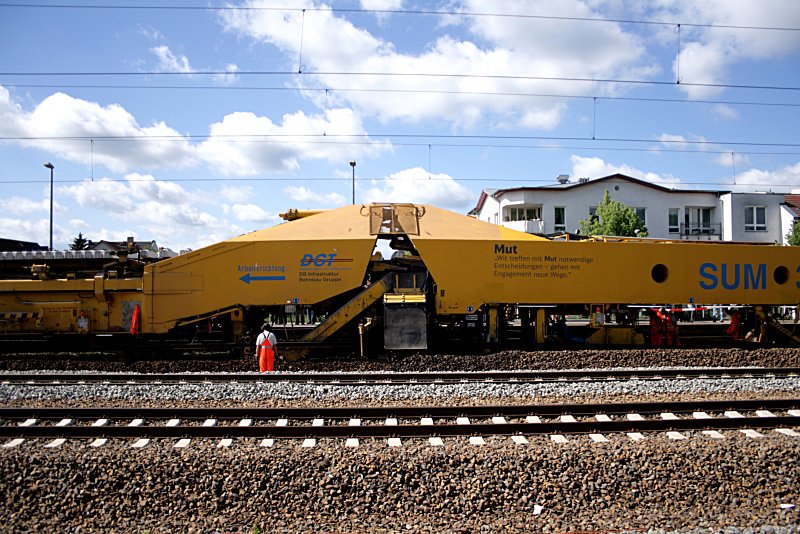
[43,162,55,251]
[349,160,356,205]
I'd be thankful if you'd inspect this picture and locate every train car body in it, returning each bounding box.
[1,203,798,353]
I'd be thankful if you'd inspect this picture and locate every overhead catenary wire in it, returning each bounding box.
[1,175,795,190]
[3,83,799,109]
[3,132,800,149]
[1,2,799,33]
[3,69,800,93]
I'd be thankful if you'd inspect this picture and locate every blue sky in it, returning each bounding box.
[1,0,799,251]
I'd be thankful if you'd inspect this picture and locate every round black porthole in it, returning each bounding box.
[773,266,790,285]
[651,264,669,283]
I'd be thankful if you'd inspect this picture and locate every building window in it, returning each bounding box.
[554,207,565,232]
[744,206,766,231]
[668,208,680,233]
[634,208,646,226]
[506,206,541,221]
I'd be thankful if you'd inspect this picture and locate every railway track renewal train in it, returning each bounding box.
[1,203,798,357]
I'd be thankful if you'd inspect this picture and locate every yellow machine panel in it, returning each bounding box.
[412,236,800,313]
[142,205,378,333]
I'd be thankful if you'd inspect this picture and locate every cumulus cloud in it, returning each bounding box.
[0,86,386,177]
[734,162,800,189]
[197,107,390,175]
[715,152,749,168]
[362,167,474,209]
[655,1,800,98]
[657,133,709,151]
[225,203,280,224]
[0,196,53,216]
[220,0,651,130]
[284,185,346,206]
[570,155,679,186]
[360,0,403,10]
[57,174,246,251]
[151,45,195,73]
[0,86,195,173]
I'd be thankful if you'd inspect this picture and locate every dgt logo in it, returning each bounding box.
[301,253,338,267]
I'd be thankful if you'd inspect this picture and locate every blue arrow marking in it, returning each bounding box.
[240,273,286,284]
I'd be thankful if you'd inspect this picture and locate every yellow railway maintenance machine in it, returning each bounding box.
[1,203,798,355]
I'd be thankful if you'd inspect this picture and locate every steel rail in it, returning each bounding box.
[1,367,798,385]
[0,399,797,439]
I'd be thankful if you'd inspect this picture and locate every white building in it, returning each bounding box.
[469,173,799,244]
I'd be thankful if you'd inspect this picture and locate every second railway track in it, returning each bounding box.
[2,399,799,444]
[2,366,799,385]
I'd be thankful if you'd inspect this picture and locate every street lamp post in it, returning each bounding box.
[43,162,54,251]
[349,160,356,204]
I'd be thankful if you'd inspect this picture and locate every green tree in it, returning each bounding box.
[578,190,648,237]
[70,232,90,250]
[787,220,800,246]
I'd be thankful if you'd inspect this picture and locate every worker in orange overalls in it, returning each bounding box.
[256,323,278,372]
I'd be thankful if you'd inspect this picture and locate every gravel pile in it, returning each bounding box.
[2,436,798,532]
[1,347,799,373]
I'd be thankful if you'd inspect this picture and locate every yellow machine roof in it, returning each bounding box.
[228,203,548,243]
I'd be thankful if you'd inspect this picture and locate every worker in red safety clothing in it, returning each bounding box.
[650,307,668,347]
[727,309,742,340]
[664,310,680,347]
[256,323,278,372]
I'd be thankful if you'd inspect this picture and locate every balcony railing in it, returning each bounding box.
[678,222,721,238]
[504,219,545,234]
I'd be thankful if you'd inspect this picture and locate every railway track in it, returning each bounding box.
[2,367,798,385]
[2,399,798,446]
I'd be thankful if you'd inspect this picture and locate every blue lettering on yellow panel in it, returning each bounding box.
[699,262,716,289]
[300,253,338,267]
[797,265,800,289]
[699,263,767,290]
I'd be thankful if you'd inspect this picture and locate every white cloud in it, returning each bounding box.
[570,155,678,185]
[362,167,474,209]
[0,196,51,216]
[57,174,245,250]
[734,162,800,189]
[712,104,739,121]
[715,152,749,168]
[0,86,196,173]
[197,107,390,176]
[0,86,387,177]
[220,0,652,130]
[283,185,346,206]
[673,41,729,99]
[219,185,255,203]
[151,45,195,73]
[138,24,165,41]
[654,1,800,98]
[657,133,709,151]
[360,0,403,10]
[0,217,50,244]
[226,203,280,224]
[213,63,240,85]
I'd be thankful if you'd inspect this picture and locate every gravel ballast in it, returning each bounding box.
[2,437,799,532]
[1,347,799,532]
